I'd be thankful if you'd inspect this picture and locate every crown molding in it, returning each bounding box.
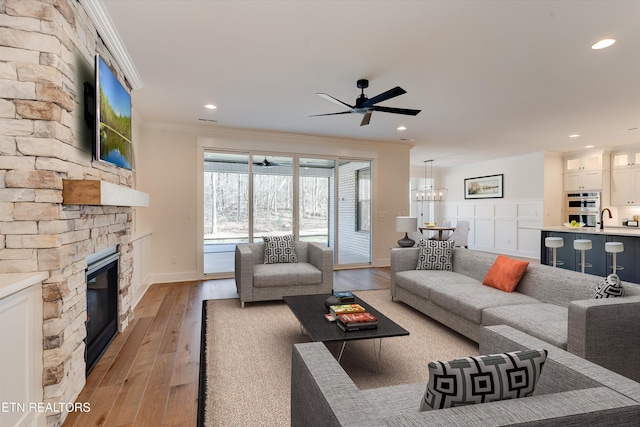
[80,0,144,90]
[142,121,415,149]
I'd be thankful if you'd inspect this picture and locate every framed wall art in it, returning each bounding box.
[464,174,504,199]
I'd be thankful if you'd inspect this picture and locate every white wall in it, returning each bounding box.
[136,124,411,283]
[428,151,562,259]
[543,151,564,226]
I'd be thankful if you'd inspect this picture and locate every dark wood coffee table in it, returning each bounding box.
[283,293,409,369]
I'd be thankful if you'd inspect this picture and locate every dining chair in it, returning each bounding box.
[447,220,470,248]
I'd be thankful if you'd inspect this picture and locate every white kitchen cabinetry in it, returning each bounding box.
[563,152,608,191]
[611,168,640,206]
[565,154,602,172]
[612,149,640,168]
[564,170,603,191]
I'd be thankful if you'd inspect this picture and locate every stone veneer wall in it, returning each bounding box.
[1,1,135,425]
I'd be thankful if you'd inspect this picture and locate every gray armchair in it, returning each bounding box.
[235,241,333,307]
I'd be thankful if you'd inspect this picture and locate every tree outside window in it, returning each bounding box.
[356,168,370,231]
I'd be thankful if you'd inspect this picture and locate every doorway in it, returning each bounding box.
[203,152,372,275]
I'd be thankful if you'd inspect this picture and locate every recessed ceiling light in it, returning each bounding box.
[591,38,616,50]
[585,145,594,149]
[569,134,580,138]
[204,104,217,109]
[397,126,407,131]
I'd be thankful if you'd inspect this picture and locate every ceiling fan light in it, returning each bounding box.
[591,38,616,50]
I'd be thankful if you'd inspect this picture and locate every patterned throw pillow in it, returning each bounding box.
[416,239,454,271]
[420,349,547,411]
[591,274,624,299]
[263,235,297,264]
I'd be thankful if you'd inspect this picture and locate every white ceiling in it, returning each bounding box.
[100,0,640,168]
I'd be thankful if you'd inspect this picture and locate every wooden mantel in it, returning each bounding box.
[62,180,149,207]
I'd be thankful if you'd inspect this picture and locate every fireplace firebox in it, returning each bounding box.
[85,246,119,375]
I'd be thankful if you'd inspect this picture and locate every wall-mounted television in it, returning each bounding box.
[95,54,133,170]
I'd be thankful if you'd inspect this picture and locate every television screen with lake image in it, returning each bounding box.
[95,54,132,170]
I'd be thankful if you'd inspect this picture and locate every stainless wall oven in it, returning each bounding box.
[565,192,600,227]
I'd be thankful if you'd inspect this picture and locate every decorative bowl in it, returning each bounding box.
[563,222,585,229]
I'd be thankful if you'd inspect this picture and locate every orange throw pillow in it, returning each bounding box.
[483,255,529,292]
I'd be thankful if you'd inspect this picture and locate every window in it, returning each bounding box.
[356,168,370,231]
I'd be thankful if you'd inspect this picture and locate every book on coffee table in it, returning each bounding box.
[324,313,337,322]
[336,312,378,331]
[337,320,378,331]
[330,304,366,317]
[333,291,355,303]
[337,312,377,324]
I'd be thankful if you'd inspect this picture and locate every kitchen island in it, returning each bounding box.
[541,226,640,283]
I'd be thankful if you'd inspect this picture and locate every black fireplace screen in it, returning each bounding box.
[85,248,119,375]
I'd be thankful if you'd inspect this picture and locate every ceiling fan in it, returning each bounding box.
[310,79,421,126]
[253,156,279,167]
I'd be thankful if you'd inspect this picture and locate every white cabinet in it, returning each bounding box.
[611,168,640,206]
[565,154,602,172]
[564,170,603,191]
[563,152,608,191]
[0,273,46,427]
[612,150,640,168]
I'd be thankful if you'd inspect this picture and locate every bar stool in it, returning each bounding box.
[574,239,592,273]
[605,242,624,273]
[544,237,564,267]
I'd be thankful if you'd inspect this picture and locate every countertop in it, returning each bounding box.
[540,225,640,237]
[0,272,48,300]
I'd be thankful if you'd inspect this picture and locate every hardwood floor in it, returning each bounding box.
[62,267,390,426]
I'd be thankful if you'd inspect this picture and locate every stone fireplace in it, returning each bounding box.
[84,245,119,374]
[1,1,144,425]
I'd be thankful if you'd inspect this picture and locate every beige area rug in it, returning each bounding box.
[197,290,479,426]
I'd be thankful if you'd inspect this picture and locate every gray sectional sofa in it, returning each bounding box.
[291,325,640,426]
[390,247,640,382]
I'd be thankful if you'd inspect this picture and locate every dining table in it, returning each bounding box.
[419,226,456,241]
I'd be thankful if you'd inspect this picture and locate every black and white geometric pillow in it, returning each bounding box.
[591,274,625,299]
[416,239,454,271]
[420,349,547,411]
[263,234,298,264]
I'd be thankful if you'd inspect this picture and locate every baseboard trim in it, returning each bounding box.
[149,271,201,284]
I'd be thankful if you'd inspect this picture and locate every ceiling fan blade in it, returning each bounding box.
[360,86,406,108]
[309,111,353,117]
[360,111,372,126]
[316,93,355,111]
[370,106,421,116]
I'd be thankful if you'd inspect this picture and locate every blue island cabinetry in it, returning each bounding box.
[541,228,640,283]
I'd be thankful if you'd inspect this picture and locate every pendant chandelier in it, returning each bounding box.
[412,160,448,202]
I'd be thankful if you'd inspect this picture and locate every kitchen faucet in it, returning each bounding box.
[600,208,612,230]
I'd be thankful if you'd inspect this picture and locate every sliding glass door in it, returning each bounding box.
[299,158,335,248]
[203,152,371,275]
[203,152,249,274]
[252,155,293,241]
